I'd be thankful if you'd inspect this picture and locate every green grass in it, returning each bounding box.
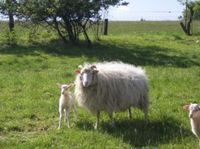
[0,21,200,148]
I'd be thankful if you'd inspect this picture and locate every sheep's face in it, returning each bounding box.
[183,103,200,118]
[80,65,98,87]
[61,85,69,95]
[189,104,200,118]
[58,84,72,95]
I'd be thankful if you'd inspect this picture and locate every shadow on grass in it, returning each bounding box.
[77,116,190,148]
[0,39,199,67]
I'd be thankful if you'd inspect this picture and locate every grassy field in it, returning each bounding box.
[0,21,200,149]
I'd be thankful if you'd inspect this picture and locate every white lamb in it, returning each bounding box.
[74,61,149,129]
[183,103,200,145]
[58,83,77,129]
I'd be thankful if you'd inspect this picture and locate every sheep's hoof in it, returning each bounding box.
[57,127,61,130]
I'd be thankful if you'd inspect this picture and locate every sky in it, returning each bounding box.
[0,0,185,21]
[107,0,185,21]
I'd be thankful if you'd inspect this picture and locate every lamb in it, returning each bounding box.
[57,83,77,129]
[74,61,149,129]
[183,103,200,145]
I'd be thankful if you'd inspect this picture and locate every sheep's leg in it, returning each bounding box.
[108,112,115,128]
[94,111,100,130]
[58,110,62,129]
[64,109,70,128]
[143,108,148,125]
[128,108,132,119]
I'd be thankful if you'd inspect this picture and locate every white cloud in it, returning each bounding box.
[108,0,185,21]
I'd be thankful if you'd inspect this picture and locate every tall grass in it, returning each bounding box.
[0,21,200,148]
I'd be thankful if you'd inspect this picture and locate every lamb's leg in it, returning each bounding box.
[108,112,115,128]
[94,110,100,130]
[64,109,70,128]
[128,108,132,119]
[58,109,62,129]
[73,104,78,120]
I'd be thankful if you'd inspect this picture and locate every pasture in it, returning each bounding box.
[0,21,200,148]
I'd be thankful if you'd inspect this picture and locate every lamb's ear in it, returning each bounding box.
[57,83,62,88]
[183,104,190,110]
[67,83,74,89]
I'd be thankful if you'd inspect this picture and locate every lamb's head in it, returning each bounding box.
[183,103,200,118]
[58,83,73,95]
[79,65,99,87]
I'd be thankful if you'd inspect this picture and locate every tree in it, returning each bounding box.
[193,1,200,19]
[18,0,128,45]
[0,0,18,32]
[178,0,200,35]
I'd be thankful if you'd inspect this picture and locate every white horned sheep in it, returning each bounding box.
[57,83,77,129]
[183,103,200,145]
[74,61,149,129]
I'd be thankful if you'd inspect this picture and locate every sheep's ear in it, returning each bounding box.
[91,65,97,69]
[91,65,98,74]
[197,106,200,110]
[78,65,83,69]
[183,104,190,110]
[92,69,99,74]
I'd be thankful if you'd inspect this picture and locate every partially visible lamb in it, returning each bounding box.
[74,61,149,129]
[58,83,77,129]
[183,103,200,145]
